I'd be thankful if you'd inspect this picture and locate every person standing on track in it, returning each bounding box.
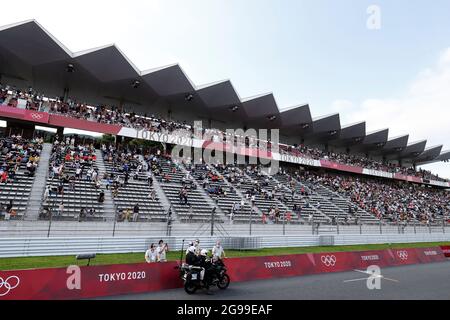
[212,240,226,261]
[156,239,168,262]
[145,244,157,263]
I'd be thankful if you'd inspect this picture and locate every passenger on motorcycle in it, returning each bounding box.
[185,246,206,285]
[185,246,199,265]
[199,249,215,284]
[194,239,201,255]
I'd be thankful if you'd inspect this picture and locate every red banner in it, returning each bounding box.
[0,247,445,300]
[48,114,122,134]
[394,173,423,184]
[440,246,450,258]
[23,110,49,124]
[320,160,364,174]
[0,105,27,120]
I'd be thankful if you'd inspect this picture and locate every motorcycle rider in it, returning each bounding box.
[185,241,194,255]
[185,245,207,287]
[185,245,198,265]
[199,249,214,294]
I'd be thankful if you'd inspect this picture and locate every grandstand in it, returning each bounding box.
[0,20,448,237]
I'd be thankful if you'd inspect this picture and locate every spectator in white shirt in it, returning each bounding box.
[156,240,168,262]
[212,241,226,260]
[145,244,157,263]
[58,202,64,216]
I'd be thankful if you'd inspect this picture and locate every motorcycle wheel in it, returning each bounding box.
[184,282,197,295]
[217,274,230,290]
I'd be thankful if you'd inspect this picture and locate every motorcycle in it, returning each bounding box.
[176,241,231,294]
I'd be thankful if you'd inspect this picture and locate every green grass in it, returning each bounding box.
[1,241,448,271]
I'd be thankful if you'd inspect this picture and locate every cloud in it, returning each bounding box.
[332,48,450,178]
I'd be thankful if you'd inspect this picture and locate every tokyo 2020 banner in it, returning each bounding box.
[0,247,445,300]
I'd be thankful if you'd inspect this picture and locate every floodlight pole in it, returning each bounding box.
[47,210,52,238]
[47,197,56,238]
[210,207,216,237]
[112,213,117,237]
[249,207,253,236]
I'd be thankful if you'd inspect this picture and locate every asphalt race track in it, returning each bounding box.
[103,260,450,300]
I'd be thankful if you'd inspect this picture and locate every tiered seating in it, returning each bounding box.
[275,173,332,224]
[0,136,42,220]
[282,173,355,224]
[102,157,166,222]
[189,164,253,223]
[232,167,296,224]
[314,183,380,224]
[158,160,220,223]
[43,143,105,221]
[276,170,380,224]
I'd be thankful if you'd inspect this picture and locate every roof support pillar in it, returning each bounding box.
[56,127,64,139]
[118,99,124,112]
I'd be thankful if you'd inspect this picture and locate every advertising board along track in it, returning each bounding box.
[0,246,446,300]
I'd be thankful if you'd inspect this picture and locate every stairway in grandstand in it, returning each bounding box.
[42,148,106,221]
[315,183,381,224]
[0,141,44,220]
[272,173,331,224]
[158,159,223,223]
[25,143,53,220]
[187,164,252,224]
[275,172,353,224]
[182,163,228,218]
[136,155,174,218]
[102,156,167,222]
[237,169,295,224]
[95,150,117,221]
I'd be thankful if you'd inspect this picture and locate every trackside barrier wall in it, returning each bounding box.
[441,246,450,257]
[1,233,450,258]
[0,247,446,300]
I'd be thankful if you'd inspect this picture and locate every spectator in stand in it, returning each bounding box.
[79,208,87,222]
[58,202,64,216]
[124,208,132,222]
[2,84,449,182]
[133,203,139,222]
[98,190,105,203]
[5,200,13,216]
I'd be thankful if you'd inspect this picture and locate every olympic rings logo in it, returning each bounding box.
[397,251,408,260]
[0,276,20,296]
[30,113,43,120]
[321,255,337,267]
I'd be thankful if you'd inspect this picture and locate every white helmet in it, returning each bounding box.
[200,249,208,256]
[187,246,196,253]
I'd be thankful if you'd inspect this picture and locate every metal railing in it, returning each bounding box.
[0,218,448,238]
[0,232,449,258]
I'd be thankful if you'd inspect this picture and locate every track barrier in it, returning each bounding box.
[441,245,450,257]
[0,246,446,300]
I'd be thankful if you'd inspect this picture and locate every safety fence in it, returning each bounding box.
[1,233,449,258]
[0,220,448,238]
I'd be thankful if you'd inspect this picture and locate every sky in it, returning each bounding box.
[3,0,450,178]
